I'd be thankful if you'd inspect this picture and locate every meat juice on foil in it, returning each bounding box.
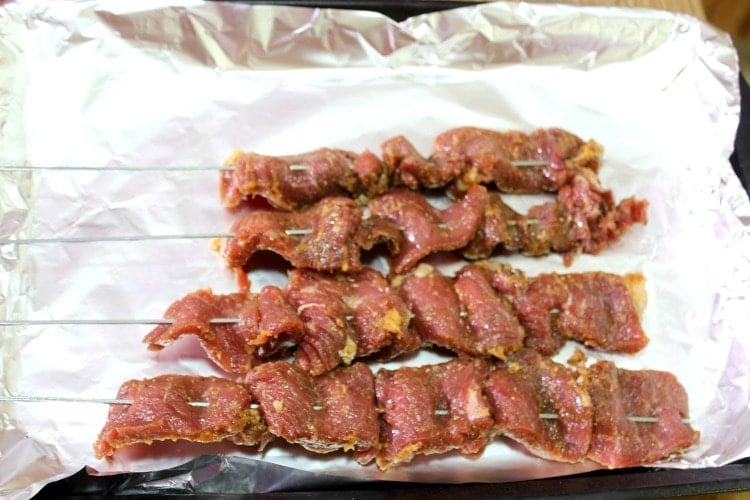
[0,0,749,498]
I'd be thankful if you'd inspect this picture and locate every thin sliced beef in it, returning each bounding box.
[221,127,602,209]
[398,264,523,358]
[382,127,602,195]
[221,148,361,210]
[144,287,304,374]
[370,185,489,273]
[465,174,648,264]
[285,269,419,376]
[485,349,592,462]
[587,360,699,468]
[218,196,402,274]
[375,358,494,469]
[94,375,270,459]
[245,361,380,464]
[484,261,648,355]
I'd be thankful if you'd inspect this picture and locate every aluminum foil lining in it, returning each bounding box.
[1,0,750,498]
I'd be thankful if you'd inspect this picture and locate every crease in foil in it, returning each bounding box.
[0,0,749,498]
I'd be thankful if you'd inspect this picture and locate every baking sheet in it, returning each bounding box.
[1,0,750,498]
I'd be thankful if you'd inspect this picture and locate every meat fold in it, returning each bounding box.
[375,358,495,469]
[220,127,602,209]
[464,172,648,265]
[144,269,419,376]
[484,261,648,355]
[245,361,380,464]
[386,127,602,196]
[369,185,489,274]
[144,287,305,374]
[285,268,419,376]
[220,148,392,211]
[218,196,402,275]
[93,374,271,459]
[586,360,699,468]
[485,349,592,462]
[398,263,524,359]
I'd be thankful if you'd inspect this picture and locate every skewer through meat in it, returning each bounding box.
[218,175,647,276]
[220,127,603,210]
[94,353,698,470]
[144,262,648,375]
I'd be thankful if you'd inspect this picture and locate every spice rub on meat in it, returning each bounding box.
[144,268,418,376]
[485,349,592,463]
[93,374,271,459]
[285,268,419,376]
[144,286,305,374]
[587,360,699,468]
[465,172,648,265]
[221,127,602,209]
[95,358,698,468]
[484,261,648,355]
[218,180,646,276]
[369,185,489,274]
[397,262,647,359]
[375,358,495,469]
[144,263,648,374]
[217,196,402,275]
[246,361,381,464]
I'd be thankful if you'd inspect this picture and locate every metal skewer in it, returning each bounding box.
[0,396,683,422]
[0,228,317,245]
[0,161,548,172]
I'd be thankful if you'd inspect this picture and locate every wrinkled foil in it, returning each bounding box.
[1,0,750,498]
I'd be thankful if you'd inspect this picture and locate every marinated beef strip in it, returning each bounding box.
[397,263,524,359]
[464,172,648,264]
[94,375,270,459]
[386,127,602,196]
[220,127,601,209]
[484,261,648,355]
[245,361,380,464]
[485,349,592,463]
[144,287,305,374]
[218,196,402,275]
[586,360,698,468]
[220,148,392,210]
[375,358,495,469]
[144,269,418,377]
[369,185,489,274]
[285,268,418,376]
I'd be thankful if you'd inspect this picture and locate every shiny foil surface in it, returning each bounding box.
[1,0,749,497]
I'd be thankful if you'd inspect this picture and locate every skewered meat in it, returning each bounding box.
[221,127,602,209]
[587,360,699,468]
[217,196,402,275]
[245,361,380,464]
[144,263,647,374]
[485,349,591,463]
[93,374,271,459]
[218,180,646,275]
[369,185,489,273]
[144,286,305,374]
[95,358,698,469]
[374,357,495,469]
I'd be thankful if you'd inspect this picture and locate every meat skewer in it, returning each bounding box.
[219,175,647,275]
[220,127,603,210]
[138,263,646,374]
[4,263,647,374]
[0,394,672,425]
[70,353,697,469]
